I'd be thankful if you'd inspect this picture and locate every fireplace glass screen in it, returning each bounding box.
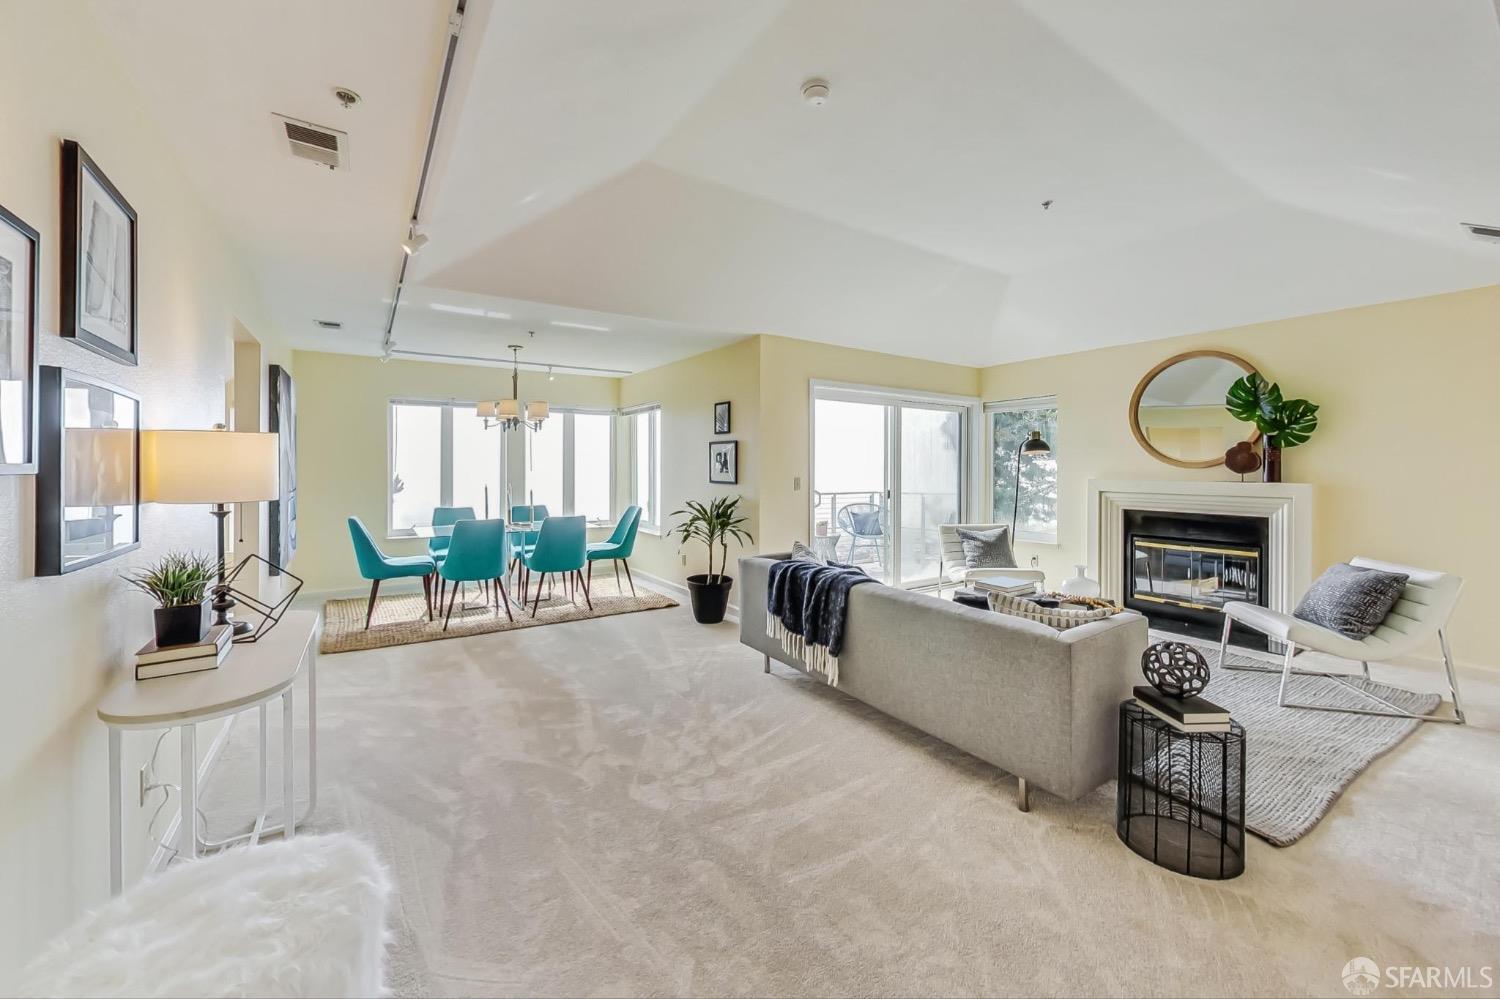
[1130,537,1260,614]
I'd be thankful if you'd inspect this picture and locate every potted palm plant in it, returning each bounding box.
[1225,373,1319,483]
[669,495,754,624]
[124,551,220,647]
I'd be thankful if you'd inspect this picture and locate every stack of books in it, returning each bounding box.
[135,625,232,680]
[972,577,1040,599]
[1133,684,1231,733]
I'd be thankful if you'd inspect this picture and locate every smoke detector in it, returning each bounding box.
[1460,222,1500,243]
[802,78,830,106]
[273,113,348,170]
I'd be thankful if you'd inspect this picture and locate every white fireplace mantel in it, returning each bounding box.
[1087,479,1315,615]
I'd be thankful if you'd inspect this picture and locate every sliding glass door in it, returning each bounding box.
[811,386,970,588]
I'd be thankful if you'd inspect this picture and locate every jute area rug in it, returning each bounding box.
[320,575,676,654]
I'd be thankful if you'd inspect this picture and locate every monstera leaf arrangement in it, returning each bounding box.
[1225,373,1320,449]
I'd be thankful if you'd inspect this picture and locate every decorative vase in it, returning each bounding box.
[153,600,211,647]
[1060,565,1101,599]
[685,573,734,624]
[1261,444,1282,483]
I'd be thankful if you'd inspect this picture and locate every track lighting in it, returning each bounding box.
[401,231,429,255]
[547,366,555,381]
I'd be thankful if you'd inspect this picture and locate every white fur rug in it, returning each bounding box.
[18,833,392,998]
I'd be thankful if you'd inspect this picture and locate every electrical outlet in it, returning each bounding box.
[793,476,801,491]
[1030,555,1040,568]
[680,553,687,566]
[139,765,149,807]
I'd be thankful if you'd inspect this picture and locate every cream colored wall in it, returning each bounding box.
[0,3,290,975]
[292,350,619,593]
[979,284,1500,668]
[617,337,760,582]
[757,334,980,553]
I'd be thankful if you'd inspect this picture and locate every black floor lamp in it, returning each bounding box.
[1011,430,1051,540]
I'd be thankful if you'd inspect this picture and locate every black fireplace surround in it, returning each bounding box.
[1122,509,1269,649]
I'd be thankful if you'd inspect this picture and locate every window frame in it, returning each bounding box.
[387,397,507,538]
[523,407,617,524]
[623,404,661,534]
[984,394,1060,546]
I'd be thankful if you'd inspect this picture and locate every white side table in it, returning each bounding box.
[97,610,319,895]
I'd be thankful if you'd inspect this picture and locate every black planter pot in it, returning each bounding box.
[686,574,734,624]
[153,600,211,648]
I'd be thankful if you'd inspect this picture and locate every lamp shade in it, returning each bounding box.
[1021,430,1051,456]
[64,428,135,507]
[496,399,520,420]
[141,429,279,504]
[526,400,549,422]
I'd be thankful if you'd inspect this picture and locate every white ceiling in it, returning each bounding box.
[88,0,1500,372]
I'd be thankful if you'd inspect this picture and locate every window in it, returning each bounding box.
[523,410,615,522]
[988,396,1058,544]
[626,406,660,530]
[388,400,503,534]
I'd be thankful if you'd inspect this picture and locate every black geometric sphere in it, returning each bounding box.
[1141,641,1211,698]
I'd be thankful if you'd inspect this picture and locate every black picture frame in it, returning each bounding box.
[713,400,731,434]
[61,140,139,365]
[709,440,738,484]
[268,364,297,573]
[0,201,40,474]
[36,366,141,575]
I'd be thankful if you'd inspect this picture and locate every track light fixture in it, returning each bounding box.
[401,229,429,255]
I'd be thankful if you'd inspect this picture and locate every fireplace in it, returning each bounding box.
[1122,509,1269,649]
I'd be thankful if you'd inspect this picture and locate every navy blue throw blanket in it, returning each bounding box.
[765,559,875,684]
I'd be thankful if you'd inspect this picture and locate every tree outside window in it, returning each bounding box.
[989,401,1058,542]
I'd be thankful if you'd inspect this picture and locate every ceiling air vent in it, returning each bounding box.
[314,319,343,330]
[1460,222,1500,242]
[273,113,348,170]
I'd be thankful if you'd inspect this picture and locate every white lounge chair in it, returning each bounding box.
[937,522,1046,596]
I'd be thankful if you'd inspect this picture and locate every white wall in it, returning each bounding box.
[0,4,289,976]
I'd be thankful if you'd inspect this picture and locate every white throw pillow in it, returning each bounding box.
[987,592,1115,630]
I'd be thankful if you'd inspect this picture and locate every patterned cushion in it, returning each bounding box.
[790,540,826,565]
[987,592,1115,630]
[848,511,882,535]
[956,526,1016,569]
[1293,562,1409,639]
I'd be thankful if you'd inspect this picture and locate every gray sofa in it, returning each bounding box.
[739,554,1148,809]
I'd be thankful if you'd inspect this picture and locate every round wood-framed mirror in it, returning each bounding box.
[1129,350,1260,468]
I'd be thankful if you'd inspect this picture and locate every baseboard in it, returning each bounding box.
[296,577,427,608]
[631,568,740,624]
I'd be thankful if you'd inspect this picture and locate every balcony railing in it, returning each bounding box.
[810,488,958,580]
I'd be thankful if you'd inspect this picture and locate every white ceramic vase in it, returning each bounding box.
[1060,564,1101,599]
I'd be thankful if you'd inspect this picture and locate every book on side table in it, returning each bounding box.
[136,624,232,680]
[1132,685,1231,733]
[971,577,1041,598]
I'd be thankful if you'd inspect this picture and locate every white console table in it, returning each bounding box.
[97,610,319,895]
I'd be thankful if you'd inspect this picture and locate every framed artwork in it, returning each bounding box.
[0,202,40,474]
[268,363,297,573]
[713,400,731,434]
[709,439,738,484]
[61,140,138,365]
[36,366,141,575]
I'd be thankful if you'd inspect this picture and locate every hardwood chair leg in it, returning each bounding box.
[613,560,621,589]
[622,559,635,597]
[422,574,432,621]
[443,583,459,631]
[532,573,545,617]
[497,578,514,622]
[578,569,593,611]
[364,579,381,629]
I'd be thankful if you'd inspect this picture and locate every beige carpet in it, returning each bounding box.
[320,576,676,654]
[201,599,1500,997]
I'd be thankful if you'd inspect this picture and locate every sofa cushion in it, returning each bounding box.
[790,540,825,564]
[956,526,1016,569]
[1293,562,1409,639]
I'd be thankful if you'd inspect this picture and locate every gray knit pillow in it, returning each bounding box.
[956,526,1016,569]
[790,540,825,565]
[1293,563,1408,639]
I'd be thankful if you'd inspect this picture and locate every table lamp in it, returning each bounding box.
[141,427,279,635]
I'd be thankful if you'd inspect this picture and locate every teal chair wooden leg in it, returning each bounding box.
[622,559,635,597]
[365,580,380,629]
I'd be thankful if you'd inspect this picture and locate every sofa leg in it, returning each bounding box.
[1016,777,1030,813]
[763,654,770,674]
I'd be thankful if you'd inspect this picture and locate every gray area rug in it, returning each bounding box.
[1177,638,1439,846]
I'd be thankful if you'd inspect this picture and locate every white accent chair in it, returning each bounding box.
[1219,556,1466,724]
[937,523,1045,595]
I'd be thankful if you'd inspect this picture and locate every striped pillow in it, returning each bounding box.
[987,592,1114,630]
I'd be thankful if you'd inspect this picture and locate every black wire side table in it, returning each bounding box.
[1117,701,1246,880]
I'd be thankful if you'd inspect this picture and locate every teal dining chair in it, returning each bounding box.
[347,517,438,629]
[507,504,550,585]
[587,505,642,597]
[519,515,589,616]
[438,518,513,630]
[428,506,475,558]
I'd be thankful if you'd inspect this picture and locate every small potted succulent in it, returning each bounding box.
[669,495,754,624]
[124,551,220,647]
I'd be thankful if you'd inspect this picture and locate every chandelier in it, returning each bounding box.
[476,344,549,432]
